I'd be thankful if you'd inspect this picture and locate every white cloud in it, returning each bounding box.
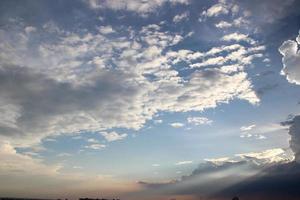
[279,31,300,85]
[85,143,106,150]
[204,148,293,167]
[170,122,185,128]
[240,124,256,131]
[175,160,193,165]
[215,21,232,28]
[24,26,37,34]
[215,17,250,29]
[236,148,292,164]
[87,138,99,143]
[239,123,284,140]
[98,26,115,34]
[87,0,190,15]
[222,32,256,44]
[100,131,127,142]
[0,141,60,175]
[240,133,266,140]
[204,157,235,165]
[187,117,212,125]
[202,2,229,17]
[173,12,189,23]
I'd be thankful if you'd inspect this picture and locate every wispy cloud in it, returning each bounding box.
[175,160,193,165]
[187,117,213,125]
[85,143,106,150]
[170,123,185,128]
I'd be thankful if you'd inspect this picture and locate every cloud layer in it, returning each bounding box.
[0,8,264,146]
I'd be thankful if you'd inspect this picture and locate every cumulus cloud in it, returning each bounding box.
[279,31,300,85]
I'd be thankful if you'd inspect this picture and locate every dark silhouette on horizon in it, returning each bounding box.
[232,197,239,200]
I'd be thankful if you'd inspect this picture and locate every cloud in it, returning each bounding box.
[142,116,299,199]
[100,131,127,142]
[175,160,193,165]
[87,138,99,143]
[85,143,106,150]
[222,32,256,44]
[87,0,190,15]
[202,1,229,17]
[212,117,300,199]
[98,26,115,34]
[240,124,256,131]
[236,0,296,24]
[236,148,291,164]
[138,148,293,198]
[279,31,300,85]
[170,123,185,128]
[0,17,263,148]
[215,21,232,28]
[284,115,300,163]
[173,12,189,23]
[215,17,250,29]
[187,117,212,125]
[24,26,37,34]
[239,123,285,140]
[0,141,60,175]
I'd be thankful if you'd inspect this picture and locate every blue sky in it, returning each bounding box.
[1,0,300,200]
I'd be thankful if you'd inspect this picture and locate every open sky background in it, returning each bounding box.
[1,0,300,199]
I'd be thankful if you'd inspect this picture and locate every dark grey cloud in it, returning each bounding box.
[215,162,300,200]
[137,158,282,198]
[287,115,300,162]
[235,0,298,24]
[0,64,140,144]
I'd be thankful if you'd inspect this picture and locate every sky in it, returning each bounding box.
[1,0,300,200]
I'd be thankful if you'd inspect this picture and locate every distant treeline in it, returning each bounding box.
[0,198,120,200]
